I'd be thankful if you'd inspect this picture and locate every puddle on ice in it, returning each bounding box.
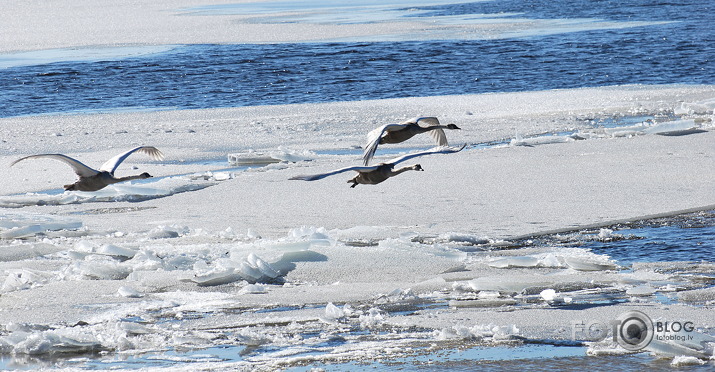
[68,345,245,370]
[4,345,708,371]
[290,344,586,371]
[291,348,714,371]
[116,343,585,371]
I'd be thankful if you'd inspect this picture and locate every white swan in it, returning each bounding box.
[362,117,460,165]
[11,146,164,192]
[291,144,465,188]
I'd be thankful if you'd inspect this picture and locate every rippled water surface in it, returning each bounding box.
[1,0,713,117]
[518,211,715,265]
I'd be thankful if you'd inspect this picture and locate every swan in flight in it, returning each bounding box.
[11,146,164,192]
[291,144,465,188]
[362,117,460,165]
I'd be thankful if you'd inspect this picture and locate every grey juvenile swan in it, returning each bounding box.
[11,146,164,192]
[291,145,465,188]
[362,117,460,165]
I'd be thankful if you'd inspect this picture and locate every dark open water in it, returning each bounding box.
[0,0,713,118]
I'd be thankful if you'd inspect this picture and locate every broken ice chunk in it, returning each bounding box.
[625,285,656,297]
[644,119,703,136]
[488,256,540,268]
[247,253,280,279]
[96,244,137,259]
[239,284,267,294]
[227,147,314,165]
[563,256,616,271]
[510,133,573,147]
[191,269,242,287]
[117,286,144,298]
[540,289,558,301]
[320,302,346,324]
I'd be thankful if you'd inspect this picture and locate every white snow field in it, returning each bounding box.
[0,86,714,369]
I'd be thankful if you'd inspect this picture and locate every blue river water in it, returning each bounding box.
[556,211,715,265]
[0,0,713,118]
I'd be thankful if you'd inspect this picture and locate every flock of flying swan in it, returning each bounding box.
[290,116,464,187]
[10,117,463,191]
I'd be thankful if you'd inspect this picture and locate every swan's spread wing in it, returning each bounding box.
[406,117,448,146]
[290,165,378,181]
[407,117,440,126]
[428,128,449,146]
[387,144,467,165]
[362,123,407,166]
[99,146,164,175]
[11,154,99,177]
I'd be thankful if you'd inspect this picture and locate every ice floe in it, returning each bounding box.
[434,324,520,342]
[319,302,346,324]
[0,213,82,239]
[510,133,575,147]
[625,285,656,297]
[0,175,218,208]
[485,248,617,271]
[576,118,709,139]
[512,115,710,147]
[1,269,55,293]
[227,147,315,165]
[674,97,715,116]
[671,355,708,366]
[117,286,144,298]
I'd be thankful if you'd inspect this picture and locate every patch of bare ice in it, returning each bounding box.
[228,147,315,165]
[0,175,219,208]
[0,213,82,239]
[434,324,520,342]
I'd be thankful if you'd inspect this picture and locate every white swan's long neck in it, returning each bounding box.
[390,165,419,176]
[111,173,150,184]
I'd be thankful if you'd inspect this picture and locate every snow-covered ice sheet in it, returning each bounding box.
[0,86,713,369]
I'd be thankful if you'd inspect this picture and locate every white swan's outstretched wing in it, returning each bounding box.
[428,128,448,146]
[408,117,449,147]
[11,154,99,177]
[405,117,440,126]
[290,165,379,181]
[362,123,408,166]
[387,144,467,166]
[99,146,164,175]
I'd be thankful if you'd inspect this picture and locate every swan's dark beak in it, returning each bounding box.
[415,164,424,171]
